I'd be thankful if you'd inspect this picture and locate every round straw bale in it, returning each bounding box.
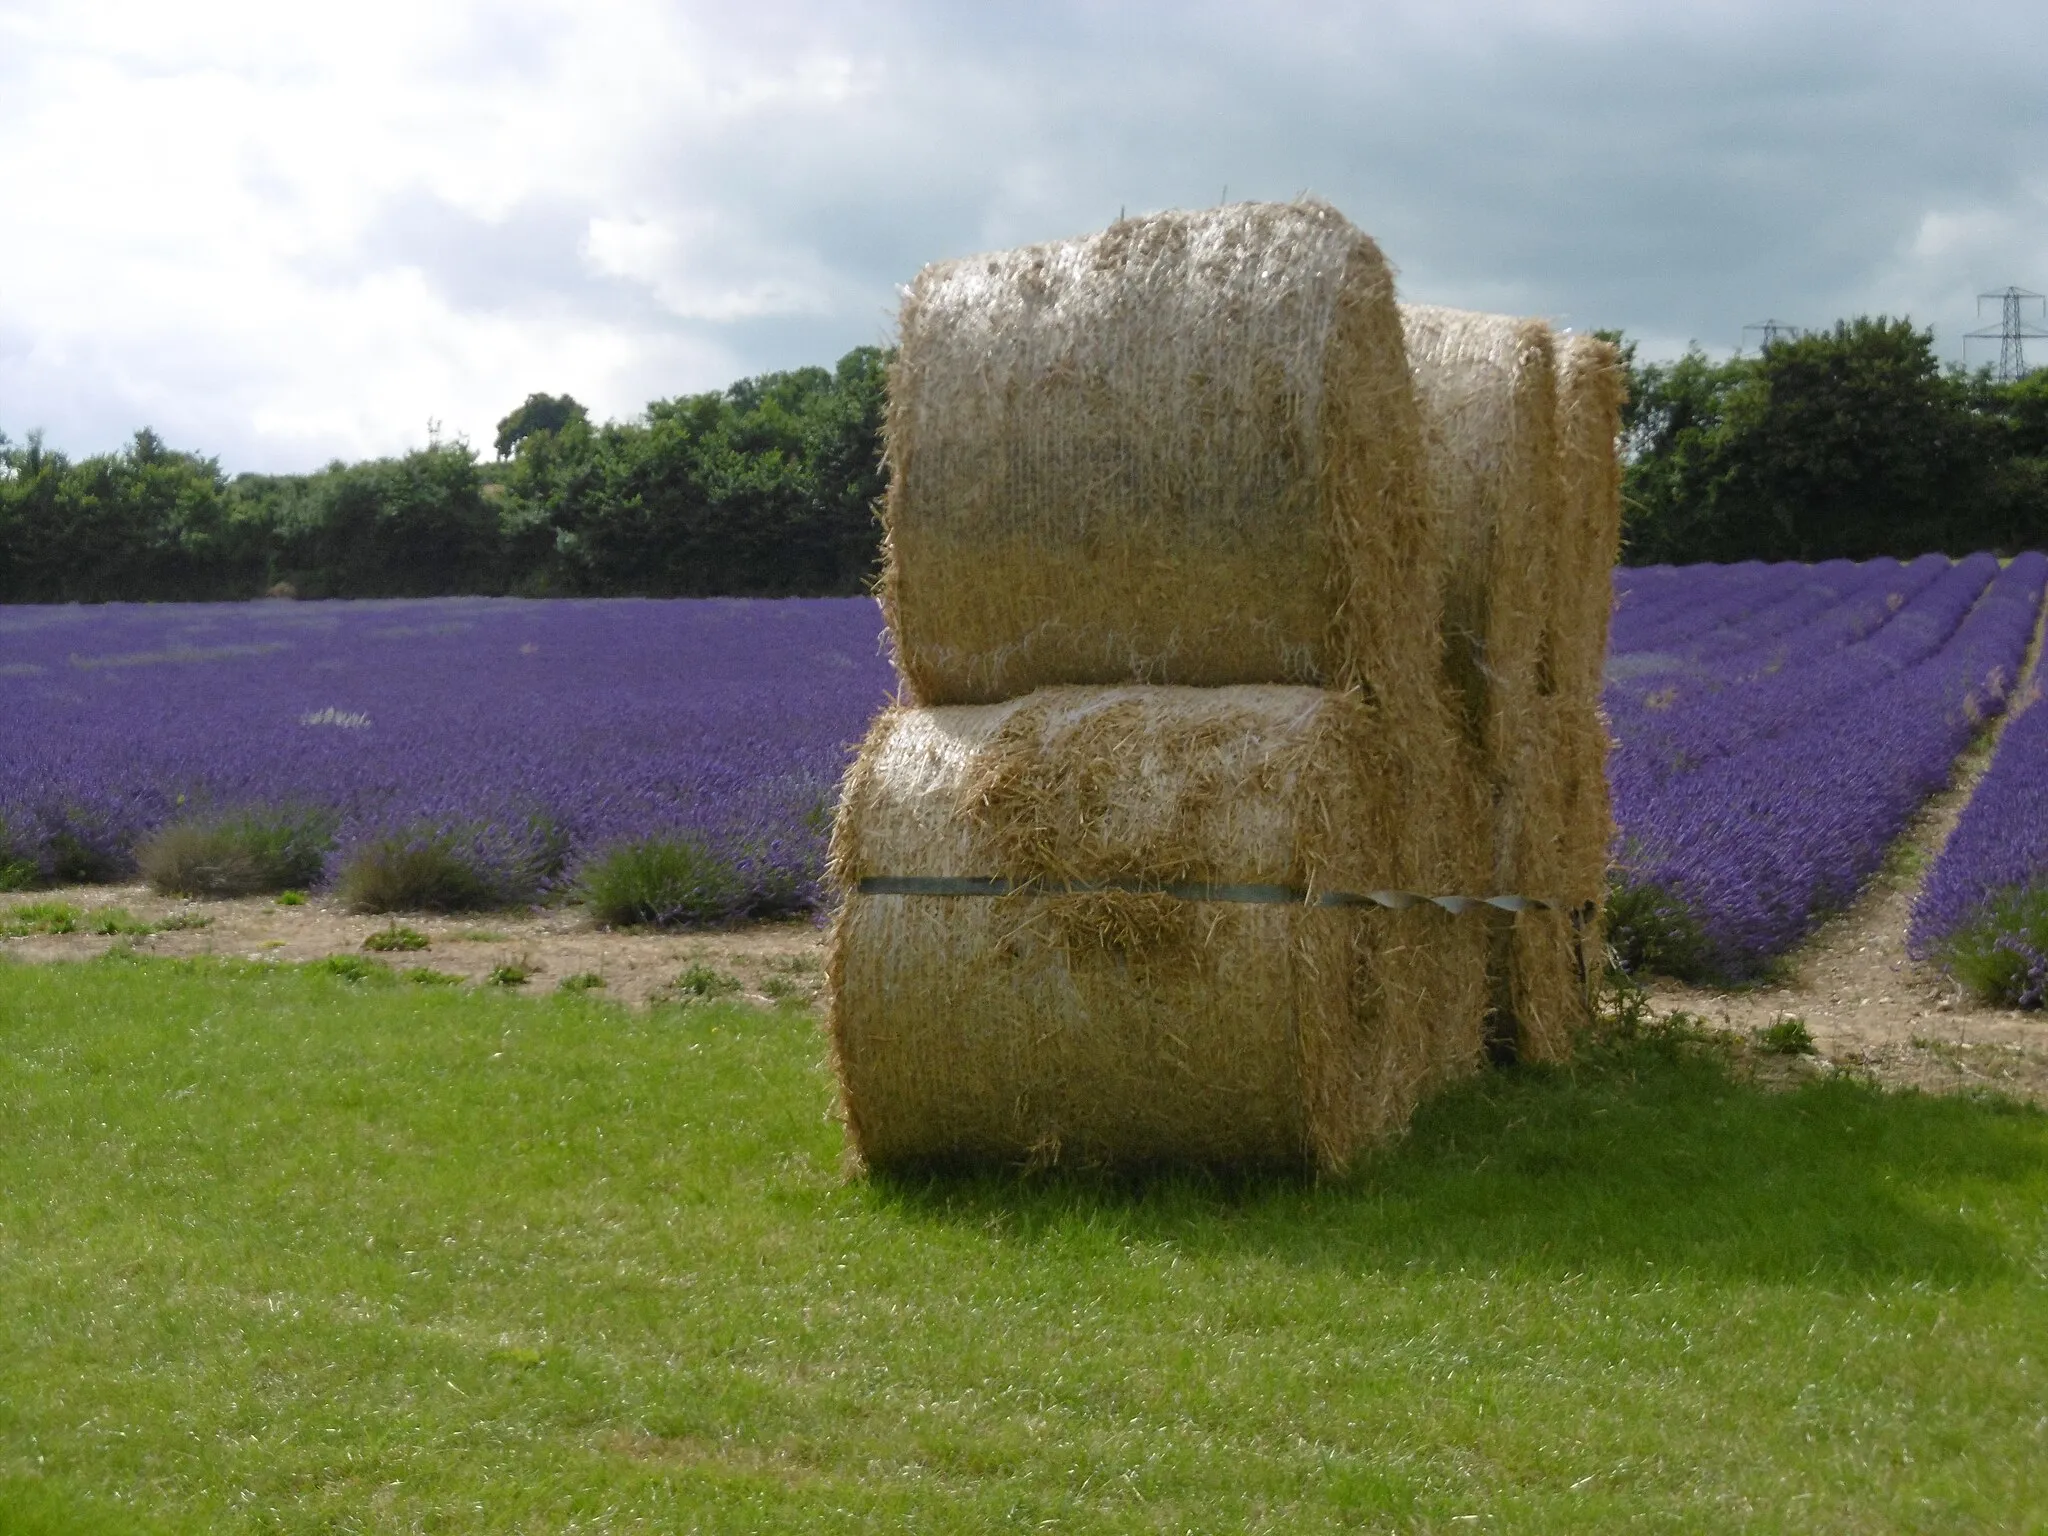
[1550,333,1628,987]
[1552,333,1628,706]
[881,201,1439,732]
[1399,304,1562,760]
[1401,306,1590,1060]
[827,686,1475,1173]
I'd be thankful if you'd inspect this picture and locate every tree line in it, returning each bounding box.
[3,320,2045,604]
[0,347,888,603]
[1615,317,2048,564]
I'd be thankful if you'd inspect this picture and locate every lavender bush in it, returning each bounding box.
[8,563,2040,953]
[1607,552,2048,979]
[0,597,896,917]
[1910,663,2048,1005]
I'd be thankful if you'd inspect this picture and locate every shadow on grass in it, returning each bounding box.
[869,1038,2047,1287]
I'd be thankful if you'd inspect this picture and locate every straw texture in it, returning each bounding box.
[1552,334,1628,980]
[881,201,1437,728]
[827,686,1463,1173]
[1401,305,1584,1060]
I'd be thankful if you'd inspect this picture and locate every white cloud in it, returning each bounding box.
[582,214,836,322]
[5,0,2048,468]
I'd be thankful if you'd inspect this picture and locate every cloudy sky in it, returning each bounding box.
[3,0,2044,472]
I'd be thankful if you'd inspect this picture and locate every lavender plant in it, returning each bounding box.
[136,805,336,897]
[0,597,894,912]
[1910,658,2048,1005]
[580,836,752,927]
[1608,552,2048,979]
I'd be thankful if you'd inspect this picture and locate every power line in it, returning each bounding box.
[1742,319,1803,350]
[1965,287,2048,382]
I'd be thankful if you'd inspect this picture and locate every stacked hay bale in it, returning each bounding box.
[1401,306,1579,1063]
[830,687,1449,1170]
[1396,316,1627,1061]
[830,199,1616,1173]
[1551,334,1629,975]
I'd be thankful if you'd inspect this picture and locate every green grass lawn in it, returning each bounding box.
[2,954,2045,1533]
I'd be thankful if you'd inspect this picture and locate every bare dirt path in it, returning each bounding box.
[0,885,830,1011]
[1646,596,2048,1105]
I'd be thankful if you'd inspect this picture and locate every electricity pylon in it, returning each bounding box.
[1965,288,2048,382]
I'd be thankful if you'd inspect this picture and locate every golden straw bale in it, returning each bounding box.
[1505,700,1587,1062]
[1400,305,1588,1060]
[1551,333,1628,707]
[1399,304,1562,760]
[880,201,1440,734]
[1550,333,1628,983]
[827,686,1475,1173]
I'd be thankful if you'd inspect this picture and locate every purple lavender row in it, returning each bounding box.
[0,598,899,910]
[1609,560,1814,653]
[1618,552,2048,977]
[1909,636,2048,959]
[1608,554,1973,793]
[1613,556,1938,682]
[1662,556,1922,665]
[1611,558,1852,652]
[1607,557,1914,682]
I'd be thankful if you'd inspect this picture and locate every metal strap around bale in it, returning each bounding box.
[855,875,1564,914]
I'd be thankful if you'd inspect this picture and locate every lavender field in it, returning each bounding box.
[1606,551,2048,979]
[1910,669,2048,1004]
[4,561,2045,985]
[0,598,896,911]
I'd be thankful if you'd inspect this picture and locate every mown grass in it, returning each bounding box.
[1,957,2045,1532]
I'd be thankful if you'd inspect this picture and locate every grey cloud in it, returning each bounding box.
[657,0,2048,366]
[338,191,631,319]
[13,0,2048,469]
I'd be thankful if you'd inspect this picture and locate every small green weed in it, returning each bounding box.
[1,901,80,937]
[1604,877,1712,980]
[362,923,430,953]
[400,967,464,986]
[338,833,497,915]
[1939,885,2048,1009]
[44,828,128,884]
[581,836,746,928]
[1590,962,1722,1057]
[85,908,212,938]
[309,954,393,985]
[137,806,336,898]
[488,961,534,987]
[558,972,606,993]
[760,973,812,1003]
[275,890,307,907]
[1755,1015,1818,1055]
[675,962,741,1000]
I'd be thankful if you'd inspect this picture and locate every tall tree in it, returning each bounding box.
[493,393,588,459]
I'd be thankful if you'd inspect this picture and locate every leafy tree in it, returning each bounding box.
[1711,318,1987,560]
[264,443,501,597]
[504,346,889,597]
[1616,319,2046,564]
[493,393,587,459]
[0,429,257,601]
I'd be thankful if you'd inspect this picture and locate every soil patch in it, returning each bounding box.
[0,884,829,1011]
[1641,596,2048,1107]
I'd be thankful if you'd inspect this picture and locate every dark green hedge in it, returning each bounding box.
[0,346,889,602]
[1615,318,2048,565]
[8,322,2044,601]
